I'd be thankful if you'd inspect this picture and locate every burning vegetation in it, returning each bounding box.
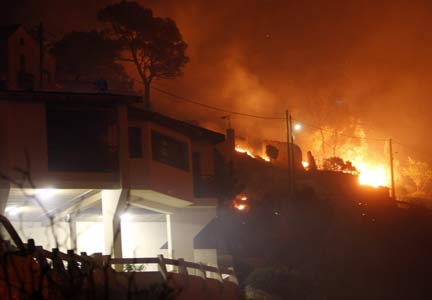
[233,135,390,189]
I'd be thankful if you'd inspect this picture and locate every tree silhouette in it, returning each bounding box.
[52,30,133,93]
[265,144,279,162]
[322,156,358,174]
[306,151,317,171]
[98,1,189,108]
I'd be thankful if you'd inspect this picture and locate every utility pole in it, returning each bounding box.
[38,22,44,90]
[389,138,396,200]
[285,110,296,200]
[285,110,292,197]
[289,113,296,200]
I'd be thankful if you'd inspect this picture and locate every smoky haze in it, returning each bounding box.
[4,0,432,161]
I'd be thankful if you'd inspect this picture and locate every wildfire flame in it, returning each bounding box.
[355,162,388,188]
[235,140,389,189]
[235,146,270,162]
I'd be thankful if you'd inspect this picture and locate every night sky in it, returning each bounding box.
[4,0,432,161]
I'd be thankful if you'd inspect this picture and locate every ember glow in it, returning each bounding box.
[235,204,246,211]
[233,194,249,211]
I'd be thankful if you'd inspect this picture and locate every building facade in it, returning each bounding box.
[0,25,56,91]
[0,91,225,267]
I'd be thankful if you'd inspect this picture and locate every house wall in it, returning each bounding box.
[11,221,71,252]
[81,220,170,269]
[0,101,9,184]
[128,121,194,201]
[167,207,217,262]
[7,101,49,182]
[7,27,56,90]
[1,100,121,189]
[120,221,168,258]
[191,141,215,177]
[11,220,169,260]
[76,221,105,255]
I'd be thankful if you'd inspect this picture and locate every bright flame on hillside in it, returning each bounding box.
[234,129,390,189]
[235,146,270,162]
[355,162,388,188]
[306,121,391,189]
[235,146,255,158]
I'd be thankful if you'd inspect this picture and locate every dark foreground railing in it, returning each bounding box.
[0,215,240,300]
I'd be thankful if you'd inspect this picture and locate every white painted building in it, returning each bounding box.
[0,91,225,267]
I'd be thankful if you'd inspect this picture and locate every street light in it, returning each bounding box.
[294,124,302,131]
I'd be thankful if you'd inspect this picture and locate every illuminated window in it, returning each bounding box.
[128,127,142,158]
[151,130,189,171]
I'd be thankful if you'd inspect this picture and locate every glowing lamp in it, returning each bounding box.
[5,205,18,216]
[294,124,302,131]
[120,213,132,221]
[36,188,57,199]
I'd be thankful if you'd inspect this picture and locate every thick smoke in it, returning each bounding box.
[4,0,432,162]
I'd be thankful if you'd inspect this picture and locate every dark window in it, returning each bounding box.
[128,127,142,158]
[46,103,118,172]
[151,130,189,171]
[19,37,24,46]
[192,152,201,181]
[192,152,202,195]
[44,71,52,83]
[19,55,25,72]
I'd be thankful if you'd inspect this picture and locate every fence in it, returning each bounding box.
[0,215,240,300]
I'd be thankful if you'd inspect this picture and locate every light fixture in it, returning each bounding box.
[36,188,57,200]
[5,205,20,216]
[294,124,302,131]
[120,213,132,221]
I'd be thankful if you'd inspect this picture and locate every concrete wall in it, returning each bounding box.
[191,141,215,177]
[0,101,9,186]
[194,249,218,266]
[128,121,194,201]
[120,221,168,258]
[7,101,48,183]
[11,220,169,259]
[167,207,217,262]
[0,100,121,189]
[76,221,105,255]
[11,221,71,252]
